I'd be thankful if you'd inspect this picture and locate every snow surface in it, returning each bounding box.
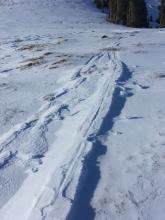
[0,0,165,220]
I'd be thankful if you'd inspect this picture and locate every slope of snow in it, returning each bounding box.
[0,0,165,220]
[92,29,165,220]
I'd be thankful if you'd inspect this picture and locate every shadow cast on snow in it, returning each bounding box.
[66,62,133,220]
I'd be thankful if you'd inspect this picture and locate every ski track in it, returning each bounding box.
[30,51,121,220]
[0,51,105,164]
[30,52,132,220]
[0,50,125,220]
[65,57,133,220]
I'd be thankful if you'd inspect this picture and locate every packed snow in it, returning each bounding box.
[0,0,165,220]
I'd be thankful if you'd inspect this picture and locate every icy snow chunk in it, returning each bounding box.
[0,151,13,168]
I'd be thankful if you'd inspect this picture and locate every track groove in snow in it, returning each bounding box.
[0,51,122,220]
[29,51,121,220]
[66,58,133,220]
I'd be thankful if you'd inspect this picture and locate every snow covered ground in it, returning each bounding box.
[0,0,165,220]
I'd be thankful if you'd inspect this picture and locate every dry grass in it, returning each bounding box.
[18,44,45,51]
[17,56,45,70]
[49,58,68,69]
[101,47,121,52]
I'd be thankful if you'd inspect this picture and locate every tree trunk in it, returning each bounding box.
[127,0,148,27]
[160,0,165,27]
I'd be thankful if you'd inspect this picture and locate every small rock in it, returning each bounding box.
[102,35,108,39]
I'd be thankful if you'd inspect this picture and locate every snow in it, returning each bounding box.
[0,0,165,220]
[92,29,165,220]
